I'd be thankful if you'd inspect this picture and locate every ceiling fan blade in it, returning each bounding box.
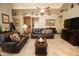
[44,7,50,12]
[36,7,51,13]
[45,7,50,10]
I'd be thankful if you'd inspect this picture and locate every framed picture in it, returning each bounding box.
[2,13,9,24]
[46,19,55,26]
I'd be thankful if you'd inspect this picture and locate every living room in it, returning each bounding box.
[0,3,79,56]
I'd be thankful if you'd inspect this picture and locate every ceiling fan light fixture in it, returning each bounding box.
[40,9,45,13]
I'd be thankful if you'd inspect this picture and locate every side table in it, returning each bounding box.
[35,39,48,56]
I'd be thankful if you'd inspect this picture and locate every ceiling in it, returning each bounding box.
[12,3,63,9]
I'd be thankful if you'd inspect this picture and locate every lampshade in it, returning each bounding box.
[23,24,28,28]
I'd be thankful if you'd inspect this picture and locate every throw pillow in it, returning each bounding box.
[46,29,52,34]
[42,29,52,34]
[41,29,46,34]
[10,33,21,42]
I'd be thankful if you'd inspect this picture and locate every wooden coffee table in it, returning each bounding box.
[35,39,48,56]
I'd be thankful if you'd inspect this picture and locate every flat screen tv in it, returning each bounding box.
[64,17,79,29]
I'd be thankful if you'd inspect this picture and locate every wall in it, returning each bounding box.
[12,3,79,33]
[0,3,13,30]
[12,9,61,33]
[31,14,58,28]
[62,6,79,19]
[1,3,79,33]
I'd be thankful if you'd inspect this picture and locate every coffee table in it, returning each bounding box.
[35,39,48,56]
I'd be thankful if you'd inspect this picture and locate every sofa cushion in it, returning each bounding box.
[42,29,52,35]
[10,33,21,42]
[32,28,42,34]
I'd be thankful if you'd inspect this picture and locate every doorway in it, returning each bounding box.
[23,16,32,33]
[32,17,39,28]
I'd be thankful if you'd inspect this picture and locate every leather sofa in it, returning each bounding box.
[0,32,29,53]
[31,28,54,39]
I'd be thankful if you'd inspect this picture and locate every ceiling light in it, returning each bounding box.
[40,9,45,13]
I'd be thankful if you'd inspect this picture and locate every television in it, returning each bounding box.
[64,17,79,29]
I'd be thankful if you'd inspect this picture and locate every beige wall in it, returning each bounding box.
[13,9,61,33]
[0,3,13,30]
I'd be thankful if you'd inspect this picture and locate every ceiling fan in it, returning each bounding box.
[36,7,51,13]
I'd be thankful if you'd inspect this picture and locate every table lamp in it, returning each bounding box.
[23,24,28,33]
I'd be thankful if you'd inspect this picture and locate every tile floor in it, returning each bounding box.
[1,34,79,56]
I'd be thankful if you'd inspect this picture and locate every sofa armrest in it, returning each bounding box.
[16,37,27,47]
[1,42,18,49]
[2,42,17,45]
[1,42,18,53]
[16,37,24,46]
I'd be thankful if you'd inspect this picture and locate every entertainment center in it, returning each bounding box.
[61,17,79,46]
